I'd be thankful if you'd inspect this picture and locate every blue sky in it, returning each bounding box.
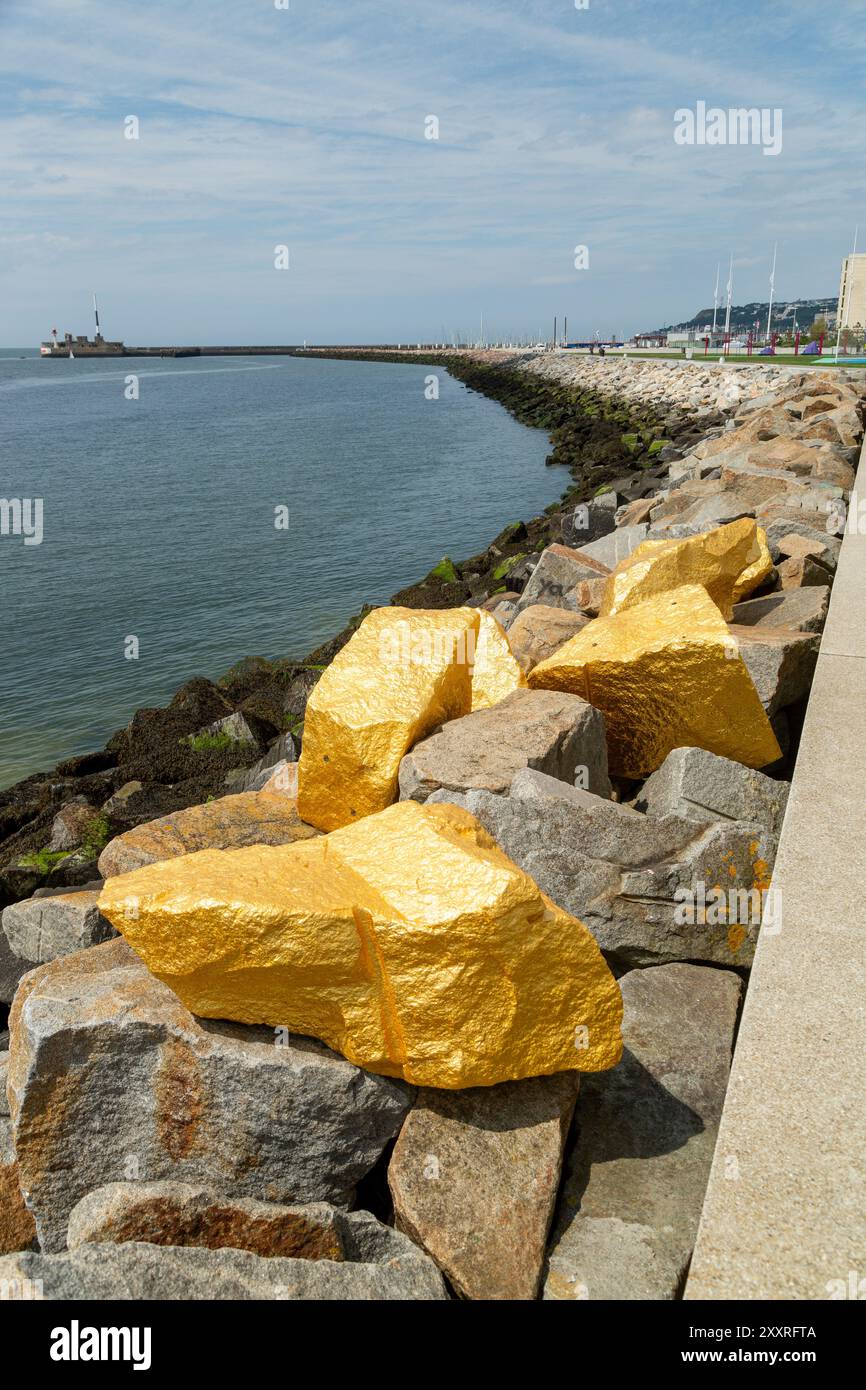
[1,0,863,345]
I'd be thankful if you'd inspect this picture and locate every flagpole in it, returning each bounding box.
[766,242,777,343]
[723,253,734,353]
[834,226,859,362]
[712,263,720,339]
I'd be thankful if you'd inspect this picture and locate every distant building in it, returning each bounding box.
[837,253,866,333]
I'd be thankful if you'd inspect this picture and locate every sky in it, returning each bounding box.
[1,0,864,345]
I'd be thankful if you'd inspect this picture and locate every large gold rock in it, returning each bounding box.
[470,610,526,710]
[600,518,760,621]
[297,607,521,832]
[732,527,773,603]
[528,584,781,778]
[98,800,623,1090]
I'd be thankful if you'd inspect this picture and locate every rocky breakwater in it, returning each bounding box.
[0,361,861,1300]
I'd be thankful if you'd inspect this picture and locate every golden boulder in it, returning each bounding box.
[297,607,522,831]
[732,527,773,603]
[600,517,761,621]
[98,799,623,1090]
[470,609,526,710]
[529,583,781,778]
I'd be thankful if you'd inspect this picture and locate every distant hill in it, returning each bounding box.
[651,297,837,335]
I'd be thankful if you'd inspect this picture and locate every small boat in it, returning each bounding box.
[68,349,74,359]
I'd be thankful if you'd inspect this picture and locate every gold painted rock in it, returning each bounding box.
[98,791,320,878]
[600,518,761,621]
[470,610,526,709]
[732,527,773,603]
[297,607,521,832]
[529,584,781,778]
[98,799,623,1090]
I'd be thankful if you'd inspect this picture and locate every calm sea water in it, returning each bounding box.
[0,352,558,789]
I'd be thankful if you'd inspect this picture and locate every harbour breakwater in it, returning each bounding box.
[0,352,862,1299]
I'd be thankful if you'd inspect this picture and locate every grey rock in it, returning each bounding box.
[389,1073,579,1301]
[1,1112,37,1254]
[0,1235,448,1300]
[66,1181,439,1279]
[30,878,103,900]
[762,519,841,566]
[491,599,520,629]
[635,747,789,837]
[98,790,319,878]
[430,769,776,968]
[399,689,611,803]
[730,625,820,715]
[544,964,742,1300]
[514,544,610,615]
[48,801,96,853]
[572,524,648,570]
[560,494,618,547]
[506,605,590,672]
[0,933,31,1007]
[7,939,413,1252]
[732,586,830,634]
[202,711,262,746]
[236,732,298,791]
[2,889,115,966]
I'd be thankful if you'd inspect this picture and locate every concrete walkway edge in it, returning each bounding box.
[685,436,866,1299]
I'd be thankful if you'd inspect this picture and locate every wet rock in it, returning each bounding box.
[106,677,242,784]
[431,769,775,969]
[98,790,320,878]
[635,747,789,836]
[216,655,275,703]
[389,1073,579,1300]
[398,688,611,802]
[197,711,267,749]
[544,964,742,1300]
[479,590,520,611]
[0,1233,448,1300]
[48,801,97,853]
[281,668,322,726]
[99,781,191,831]
[560,493,618,548]
[8,939,414,1251]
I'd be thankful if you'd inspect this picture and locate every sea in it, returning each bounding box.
[0,351,559,789]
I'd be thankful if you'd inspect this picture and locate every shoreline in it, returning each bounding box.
[0,350,854,912]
